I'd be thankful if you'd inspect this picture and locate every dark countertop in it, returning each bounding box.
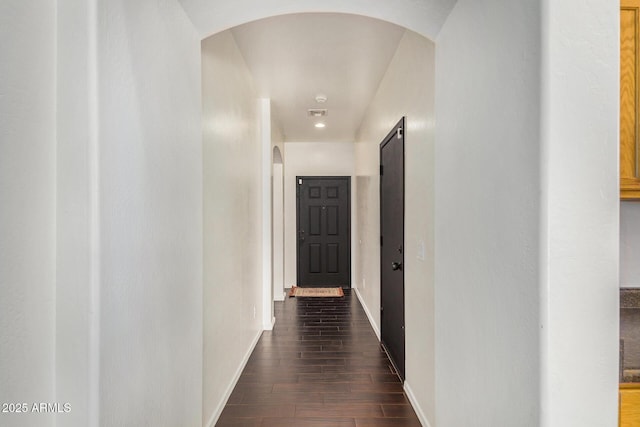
[621,289,640,383]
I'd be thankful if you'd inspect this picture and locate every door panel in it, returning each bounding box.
[380,118,405,380]
[297,177,351,287]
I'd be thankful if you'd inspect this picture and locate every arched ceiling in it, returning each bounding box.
[227,13,406,142]
[178,0,457,42]
[191,1,457,142]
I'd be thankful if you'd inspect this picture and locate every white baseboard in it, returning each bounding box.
[263,315,275,331]
[353,287,380,340]
[205,329,263,427]
[404,381,432,427]
[274,291,285,302]
[354,288,429,427]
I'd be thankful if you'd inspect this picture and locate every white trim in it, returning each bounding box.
[264,316,276,331]
[273,291,286,302]
[404,381,432,427]
[260,99,273,330]
[272,162,285,302]
[354,287,380,340]
[263,319,275,331]
[205,329,263,427]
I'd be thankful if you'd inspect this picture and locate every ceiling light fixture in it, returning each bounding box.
[308,109,327,117]
[315,123,326,128]
[315,94,327,103]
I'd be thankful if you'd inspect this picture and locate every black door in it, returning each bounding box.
[380,118,405,380]
[297,176,351,288]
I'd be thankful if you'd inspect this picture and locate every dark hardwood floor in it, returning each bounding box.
[217,289,422,426]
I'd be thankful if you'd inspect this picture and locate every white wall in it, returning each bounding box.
[97,1,203,426]
[56,1,96,425]
[283,142,355,288]
[436,0,619,426]
[621,202,640,288]
[540,0,619,425]
[354,30,435,426]
[202,30,263,426]
[259,99,274,329]
[435,0,541,425]
[0,2,56,426]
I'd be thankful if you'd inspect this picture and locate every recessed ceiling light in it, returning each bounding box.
[315,94,327,103]
[315,123,326,128]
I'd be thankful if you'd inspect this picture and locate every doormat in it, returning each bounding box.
[288,286,344,298]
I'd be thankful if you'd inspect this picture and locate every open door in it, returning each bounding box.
[380,118,405,380]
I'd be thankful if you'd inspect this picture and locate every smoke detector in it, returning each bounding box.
[307,109,328,117]
[315,94,327,103]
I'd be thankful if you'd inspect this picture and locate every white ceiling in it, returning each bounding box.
[230,14,407,142]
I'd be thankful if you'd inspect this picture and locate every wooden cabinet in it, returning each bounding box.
[621,0,640,199]
[620,384,640,426]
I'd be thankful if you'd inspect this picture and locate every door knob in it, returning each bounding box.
[391,262,402,271]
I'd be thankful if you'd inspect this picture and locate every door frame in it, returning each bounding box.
[379,117,406,380]
[272,147,285,301]
[296,175,352,288]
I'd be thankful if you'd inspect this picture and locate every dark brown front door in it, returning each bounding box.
[297,176,351,288]
[380,118,405,380]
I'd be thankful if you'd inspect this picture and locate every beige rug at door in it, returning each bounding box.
[288,286,344,298]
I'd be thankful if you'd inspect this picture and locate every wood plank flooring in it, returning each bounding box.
[217,289,422,426]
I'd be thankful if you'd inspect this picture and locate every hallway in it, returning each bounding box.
[1,1,620,426]
[217,290,421,426]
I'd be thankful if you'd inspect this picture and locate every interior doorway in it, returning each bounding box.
[380,118,406,380]
[296,176,351,288]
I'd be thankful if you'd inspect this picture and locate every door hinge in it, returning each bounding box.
[397,128,403,139]
[380,165,383,176]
